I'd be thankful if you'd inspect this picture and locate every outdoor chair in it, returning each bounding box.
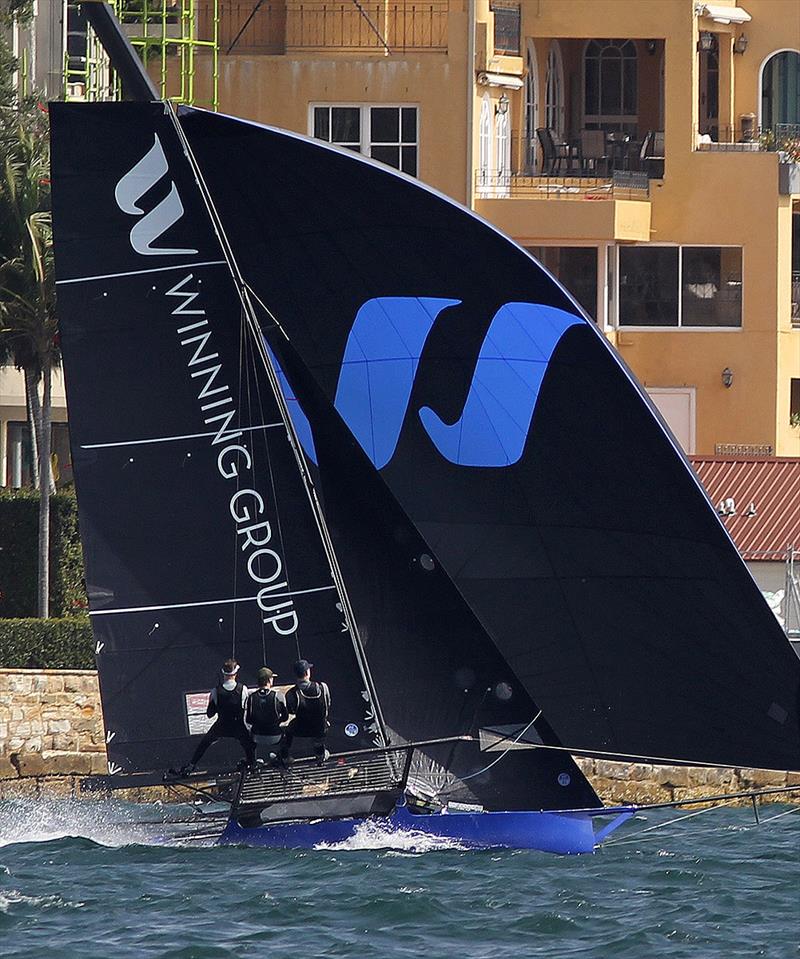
[578,129,609,176]
[536,127,576,175]
[640,131,665,178]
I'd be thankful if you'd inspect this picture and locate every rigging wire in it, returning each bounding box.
[437,710,543,793]
[245,298,303,661]
[603,798,740,848]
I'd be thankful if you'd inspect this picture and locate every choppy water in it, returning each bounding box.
[0,798,797,958]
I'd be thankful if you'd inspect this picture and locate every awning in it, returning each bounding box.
[476,71,525,90]
[697,3,751,24]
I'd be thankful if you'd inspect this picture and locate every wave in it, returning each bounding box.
[0,797,172,849]
[0,889,85,913]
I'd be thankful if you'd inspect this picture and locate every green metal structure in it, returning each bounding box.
[64,0,219,108]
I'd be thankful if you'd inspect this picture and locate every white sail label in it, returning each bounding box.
[185,691,215,735]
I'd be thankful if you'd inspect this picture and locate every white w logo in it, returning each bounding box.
[114,133,197,256]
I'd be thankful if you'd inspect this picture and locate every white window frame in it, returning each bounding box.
[545,41,565,139]
[524,39,540,173]
[309,103,420,176]
[495,107,511,195]
[583,38,639,131]
[478,94,492,194]
[615,244,744,331]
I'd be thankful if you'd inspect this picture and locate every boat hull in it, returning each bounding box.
[217,805,600,854]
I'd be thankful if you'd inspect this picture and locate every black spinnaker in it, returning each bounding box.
[176,107,800,774]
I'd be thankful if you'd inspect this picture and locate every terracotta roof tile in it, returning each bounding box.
[690,456,800,560]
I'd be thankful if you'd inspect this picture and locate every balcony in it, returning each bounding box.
[474,164,651,244]
[516,38,666,180]
[203,0,449,54]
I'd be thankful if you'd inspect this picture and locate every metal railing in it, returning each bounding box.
[793,271,800,327]
[205,0,448,53]
[695,123,800,159]
[475,169,650,201]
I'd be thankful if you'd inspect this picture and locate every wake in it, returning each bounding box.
[313,819,467,853]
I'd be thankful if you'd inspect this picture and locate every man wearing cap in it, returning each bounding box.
[281,660,331,765]
[180,658,254,775]
[245,666,288,763]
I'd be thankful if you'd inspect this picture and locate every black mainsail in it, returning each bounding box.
[50,102,383,774]
[175,107,800,774]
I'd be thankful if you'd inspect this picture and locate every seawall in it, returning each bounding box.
[0,668,798,804]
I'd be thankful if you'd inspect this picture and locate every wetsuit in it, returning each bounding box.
[245,686,288,759]
[188,679,255,768]
[281,680,331,762]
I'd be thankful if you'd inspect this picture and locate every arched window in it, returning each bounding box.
[760,50,800,131]
[478,94,492,192]
[545,41,565,139]
[584,38,638,133]
[496,108,510,193]
[524,39,539,172]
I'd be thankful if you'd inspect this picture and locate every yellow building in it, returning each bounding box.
[192,0,800,458]
[1,0,798,485]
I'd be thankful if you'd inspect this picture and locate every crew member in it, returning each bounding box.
[180,658,254,775]
[245,666,288,763]
[281,659,331,765]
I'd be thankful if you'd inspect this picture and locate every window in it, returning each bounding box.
[760,50,800,130]
[496,109,510,183]
[791,378,800,427]
[528,247,598,321]
[618,247,742,328]
[584,39,638,134]
[545,42,565,139]
[312,105,418,175]
[4,421,72,488]
[491,3,520,56]
[478,94,492,190]
[524,40,539,172]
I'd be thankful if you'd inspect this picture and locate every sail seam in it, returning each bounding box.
[56,260,227,285]
[89,585,336,616]
[81,422,282,449]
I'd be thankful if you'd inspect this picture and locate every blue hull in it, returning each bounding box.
[218,805,621,854]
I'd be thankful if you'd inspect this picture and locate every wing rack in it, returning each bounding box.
[232,744,415,827]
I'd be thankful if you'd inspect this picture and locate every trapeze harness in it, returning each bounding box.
[212,681,247,734]
[247,688,286,737]
[288,681,330,738]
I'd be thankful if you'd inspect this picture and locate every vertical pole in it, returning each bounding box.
[751,794,760,824]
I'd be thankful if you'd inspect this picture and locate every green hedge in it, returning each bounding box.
[0,617,94,669]
[0,489,87,617]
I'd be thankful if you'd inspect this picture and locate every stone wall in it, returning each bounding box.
[0,668,798,804]
[0,668,106,797]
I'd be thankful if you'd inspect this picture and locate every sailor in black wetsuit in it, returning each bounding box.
[280,659,331,766]
[180,658,255,775]
[245,666,288,763]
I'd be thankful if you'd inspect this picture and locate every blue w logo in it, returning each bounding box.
[270,297,582,469]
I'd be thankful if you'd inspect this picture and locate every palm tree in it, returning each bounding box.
[0,112,59,617]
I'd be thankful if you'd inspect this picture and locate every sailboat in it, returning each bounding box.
[49,101,800,854]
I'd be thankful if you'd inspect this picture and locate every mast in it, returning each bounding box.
[165,105,388,747]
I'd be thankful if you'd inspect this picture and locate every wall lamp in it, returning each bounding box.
[698,31,714,52]
[496,93,510,116]
[733,33,748,54]
[722,367,734,388]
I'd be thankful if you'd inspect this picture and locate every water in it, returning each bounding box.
[0,798,797,959]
